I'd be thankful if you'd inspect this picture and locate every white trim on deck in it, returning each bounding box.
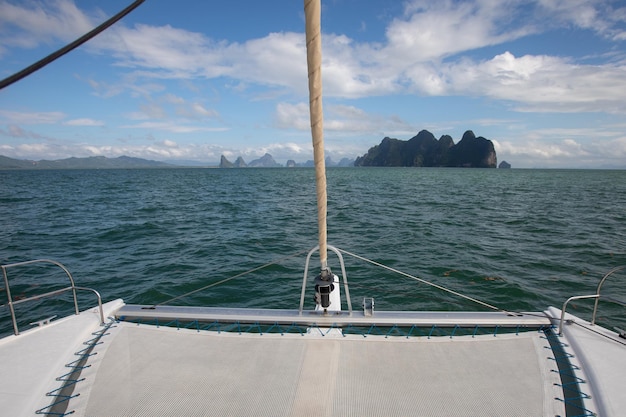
[0,299,123,417]
[116,304,552,327]
[546,307,626,417]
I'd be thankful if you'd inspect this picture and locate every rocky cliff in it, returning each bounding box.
[220,155,250,168]
[354,130,497,168]
[248,153,280,167]
[219,155,234,168]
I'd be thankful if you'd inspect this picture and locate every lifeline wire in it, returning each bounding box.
[338,248,505,312]
[154,249,310,307]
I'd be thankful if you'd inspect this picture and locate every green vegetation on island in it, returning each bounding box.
[355,130,497,168]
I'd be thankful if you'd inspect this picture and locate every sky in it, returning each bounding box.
[1,0,626,168]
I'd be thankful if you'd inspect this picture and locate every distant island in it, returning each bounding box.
[219,153,354,168]
[355,130,497,168]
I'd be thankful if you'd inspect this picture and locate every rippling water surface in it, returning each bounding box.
[1,167,625,335]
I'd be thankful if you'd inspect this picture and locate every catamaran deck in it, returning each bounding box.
[3,298,626,416]
[75,320,563,417]
[0,300,567,417]
[74,323,563,416]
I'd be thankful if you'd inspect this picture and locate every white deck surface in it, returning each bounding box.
[7,303,624,416]
[72,322,564,417]
[546,307,626,417]
[0,299,124,417]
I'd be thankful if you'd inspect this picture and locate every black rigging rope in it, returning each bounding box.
[0,0,145,91]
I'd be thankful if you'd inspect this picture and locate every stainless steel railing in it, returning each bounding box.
[1,259,104,335]
[559,265,626,335]
[299,245,353,315]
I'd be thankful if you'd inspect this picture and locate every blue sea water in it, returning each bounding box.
[1,167,625,336]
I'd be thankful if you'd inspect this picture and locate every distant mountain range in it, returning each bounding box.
[1,130,498,170]
[0,153,356,170]
[0,155,172,170]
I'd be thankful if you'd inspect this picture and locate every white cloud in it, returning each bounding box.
[324,104,400,133]
[12,142,53,154]
[124,95,220,126]
[233,32,307,91]
[274,101,416,138]
[535,0,614,35]
[104,23,218,76]
[2,0,626,167]
[442,51,626,114]
[259,142,309,157]
[64,118,104,126]
[274,102,310,130]
[138,103,167,120]
[388,0,528,61]
[120,121,228,133]
[176,103,219,119]
[0,0,94,54]
[495,126,626,167]
[0,110,65,124]
[164,93,185,104]
[2,124,25,138]
[97,23,308,94]
[5,0,625,115]
[1,139,232,163]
